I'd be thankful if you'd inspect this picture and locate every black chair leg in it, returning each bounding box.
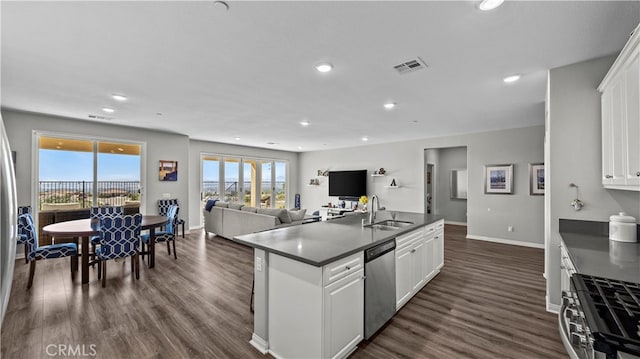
[172,240,177,259]
[102,261,107,288]
[181,222,185,238]
[250,278,254,314]
[27,261,36,289]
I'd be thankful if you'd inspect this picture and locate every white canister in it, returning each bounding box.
[609,212,637,243]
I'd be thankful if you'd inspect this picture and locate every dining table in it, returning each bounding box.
[42,215,169,284]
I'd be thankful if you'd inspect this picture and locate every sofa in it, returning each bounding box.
[203,201,306,240]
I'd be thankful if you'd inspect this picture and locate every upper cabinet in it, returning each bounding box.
[599,24,640,191]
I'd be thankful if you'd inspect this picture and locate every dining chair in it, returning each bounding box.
[89,206,124,265]
[142,204,178,263]
[17,205,32,263]
[158,199,185,238]
[96,213,142,288]
[18,213,78,289]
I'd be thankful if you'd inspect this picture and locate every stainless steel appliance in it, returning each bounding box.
[0,115,18,324]
[364,239,396,339]
[560,274,640,359]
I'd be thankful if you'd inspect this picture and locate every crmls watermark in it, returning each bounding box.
[45,344,97,357]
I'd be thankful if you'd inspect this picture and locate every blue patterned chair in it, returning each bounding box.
[18,213,78,289]
[96,213,142,288]
[17,205,32,263]
[158,199,185,238]
[142,204,178,263]
[89,207,124,264]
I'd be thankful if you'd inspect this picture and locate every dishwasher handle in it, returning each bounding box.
[365,240,396,262]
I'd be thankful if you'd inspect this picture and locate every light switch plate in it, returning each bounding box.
[256,257,262,272]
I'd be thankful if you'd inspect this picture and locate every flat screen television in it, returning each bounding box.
[328,170,367,199]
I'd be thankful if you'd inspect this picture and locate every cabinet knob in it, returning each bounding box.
[345,266,351,270]
[410,249,416,253]
[605,174,613,179]
[636,171,640,177]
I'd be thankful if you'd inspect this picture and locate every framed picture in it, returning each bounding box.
[159,160,178,181]
[529,163,545,195]
[484,164,513,194]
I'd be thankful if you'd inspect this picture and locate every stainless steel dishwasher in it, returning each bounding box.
[364,239,396,339]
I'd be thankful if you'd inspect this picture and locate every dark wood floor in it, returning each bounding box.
[1,225,566,359]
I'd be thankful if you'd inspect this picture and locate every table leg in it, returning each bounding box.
[81,236,89,284]
[149,227,156,268]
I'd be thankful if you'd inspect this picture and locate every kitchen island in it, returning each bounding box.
[234,211,444,359]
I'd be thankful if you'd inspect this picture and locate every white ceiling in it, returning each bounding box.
[2,1,639,152]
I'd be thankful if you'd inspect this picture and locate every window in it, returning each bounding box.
[201,154,288,212]
[37,135,142,211]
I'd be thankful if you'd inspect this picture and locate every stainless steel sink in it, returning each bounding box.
[366,224,400,231]
[375,220,414,228]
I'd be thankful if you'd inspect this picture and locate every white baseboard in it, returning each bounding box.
[250,334,269,354]
[444,221,467,226]
[546,296,561,314]
[466,234,544,249]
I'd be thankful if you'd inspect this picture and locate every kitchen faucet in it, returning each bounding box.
[369,195,379,224]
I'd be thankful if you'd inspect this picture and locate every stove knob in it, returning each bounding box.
[562,296,575,306]
[569,322,584,334]
[571,333,587,348]
[565,308,578,321]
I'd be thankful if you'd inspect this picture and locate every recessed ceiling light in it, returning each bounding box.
[361,136,369,142]
[234,137,241,141]
[267,142,278,145]
[111,94,127,101]
[300,120,310,126]
[503,74,521,83]
[102,107,115,113]
[315,63,333,73]
[478,0,504,11]
[384,102,396,110]
[297,146,303,150]
[156,112,163,116]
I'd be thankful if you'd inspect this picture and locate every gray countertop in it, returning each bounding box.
[233,211,444,267]
[560,223,640,283]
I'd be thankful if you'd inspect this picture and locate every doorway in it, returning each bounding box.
[424,147,468,225]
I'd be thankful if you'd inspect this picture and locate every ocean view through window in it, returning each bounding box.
[38,136,141,210]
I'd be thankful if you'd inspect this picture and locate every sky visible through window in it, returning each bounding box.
[203,160,286,181]
[40,150,140,181]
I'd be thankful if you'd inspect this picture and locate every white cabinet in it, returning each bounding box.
[433,220,445,270]
[268,252,364,359]
[323,269,364,359]
[599,24,640,190]
[395,221,444,311]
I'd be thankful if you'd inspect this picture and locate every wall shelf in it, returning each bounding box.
[371,174,386,177]
[385,185,400,189]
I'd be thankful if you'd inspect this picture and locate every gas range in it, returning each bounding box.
[561,274,640,359]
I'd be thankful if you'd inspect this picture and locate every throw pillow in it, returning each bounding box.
[241,206,258,213]
[204,199,218,212]
[288,209,307,221]
[257,208,292,224]
[229,203,244,210]
[214,201,229,208]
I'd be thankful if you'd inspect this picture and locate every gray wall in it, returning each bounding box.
[546,55,640,309]
[2,110,190,222]
[299,125,545,246]
[188,139,299,228]
[433,146,467,224]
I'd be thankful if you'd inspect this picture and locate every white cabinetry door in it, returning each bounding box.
[421,236,435,283]
[323,269,364,359]
[434,229,444,270]
[599,25,640,190]
[625,51,640,186]
[411,239,427,292]
[395,244,414,310]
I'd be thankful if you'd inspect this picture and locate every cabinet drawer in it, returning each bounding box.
[396,228,424,249]
[323,252,364,286]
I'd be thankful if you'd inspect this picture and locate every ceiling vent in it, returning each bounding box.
[393,57,428,74]
[88,114,114,120]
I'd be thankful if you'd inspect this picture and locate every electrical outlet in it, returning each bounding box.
[487,208,491,212]
[508,226,514,232]
[256,257,262,272]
